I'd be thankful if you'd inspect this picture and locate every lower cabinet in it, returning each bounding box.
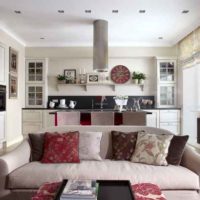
[143,110,159,128]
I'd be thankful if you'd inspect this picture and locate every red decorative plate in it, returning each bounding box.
[111,65,130,84]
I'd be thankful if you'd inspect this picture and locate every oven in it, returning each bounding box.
[0,85,6,111]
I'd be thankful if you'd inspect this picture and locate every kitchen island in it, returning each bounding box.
[49,109,152,126]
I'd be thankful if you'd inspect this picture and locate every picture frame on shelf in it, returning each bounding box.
[9,47,18,73]
[64,69,76,84]
[87,73,99,84]
[9,74,18,98]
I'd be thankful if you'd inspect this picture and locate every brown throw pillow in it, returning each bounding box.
[167,135,189,165]
[112,131,138,160]
[29,133,45,161]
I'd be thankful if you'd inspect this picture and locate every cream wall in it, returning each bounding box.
[0,29,25,146]
[26,46,178,97]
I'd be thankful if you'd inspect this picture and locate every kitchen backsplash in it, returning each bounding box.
[48,95,155,109]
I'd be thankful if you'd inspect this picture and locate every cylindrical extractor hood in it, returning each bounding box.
[93,20,108,72]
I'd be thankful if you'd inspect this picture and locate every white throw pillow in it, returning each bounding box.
[131,132,173,166]
[79,132,102,161]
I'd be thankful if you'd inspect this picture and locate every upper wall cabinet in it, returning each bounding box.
[26,59,46,83]
[0,43,6,85]
[156,58,177,108]
[25,59,48,108]
[157,59,177,83]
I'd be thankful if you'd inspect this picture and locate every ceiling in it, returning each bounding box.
[0,0,200,47]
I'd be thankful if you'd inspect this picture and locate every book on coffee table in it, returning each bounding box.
[60,180,98,200]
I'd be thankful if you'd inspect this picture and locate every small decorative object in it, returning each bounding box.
[69,100,77,109]
[57,74,66,84]
[9,47,18,73]
[113,96,128,112]
[9,74,18,98]
[132,71,146,84]
[49,101,55,108]
[79,74,87,84]
[87,73,99,83]
[111,65,130,84]
[64,69,76,84]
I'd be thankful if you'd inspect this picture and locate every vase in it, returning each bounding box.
[138,79,144,85]
[133,79,139,84]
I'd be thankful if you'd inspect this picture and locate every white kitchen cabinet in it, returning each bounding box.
[0,44,6,84]
[0,112,5,142]
[156,58,177,107]
[143,109,159,128]
[159,109,180,134]
[25,59,48,108]
[22,110,43,135]
[43,110,57,128]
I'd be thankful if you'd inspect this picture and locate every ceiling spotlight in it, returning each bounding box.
[14,10,21,14]
[112,10,119,13]
[139,10,146,13]
[158,37,163,40]
[85,10,92,13]
[40,37,45,40]
[58,10,64,13]
[182,10,189,14]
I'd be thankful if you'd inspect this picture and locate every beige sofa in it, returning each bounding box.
[0,125,200,200]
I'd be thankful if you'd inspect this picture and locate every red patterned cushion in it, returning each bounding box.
[41,132,80,163]
[132,183,166,200]
[32,182,61,200]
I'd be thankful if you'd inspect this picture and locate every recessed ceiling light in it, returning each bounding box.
[58,10,64,13]
[40,37,45,40]
[112,10,119,13]
[14,10,21,14]
[182,10,189,14]
[85,10,92,13]
[158,37,163,40]
[139,10,146,13]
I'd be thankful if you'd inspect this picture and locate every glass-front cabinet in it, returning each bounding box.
[25,59,47,108]
[156,58,177,107]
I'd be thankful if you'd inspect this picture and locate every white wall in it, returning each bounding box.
[0,29,25,146]
[26,46,177,97]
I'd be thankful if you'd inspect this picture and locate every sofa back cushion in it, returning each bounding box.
[111,131,138,160]
[41,132,80,163]
[167,135,189,165]
[29,133,45,161]
[36,126,174,159]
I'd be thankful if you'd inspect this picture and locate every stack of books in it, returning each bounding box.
[60,180,98,200]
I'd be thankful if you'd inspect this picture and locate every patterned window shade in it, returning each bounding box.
[194,27,200,53]
[178,32,194,60]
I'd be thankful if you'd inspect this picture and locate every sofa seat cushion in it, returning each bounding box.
[8,160,199,190]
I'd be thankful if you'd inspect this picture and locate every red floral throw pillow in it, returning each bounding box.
[41,132,80,163]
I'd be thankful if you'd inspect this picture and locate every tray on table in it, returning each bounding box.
[55,180,135,200]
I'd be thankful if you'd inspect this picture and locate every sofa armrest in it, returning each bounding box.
[181,145,200,175]
[0,139,31,198]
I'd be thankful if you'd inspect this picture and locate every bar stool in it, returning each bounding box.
[91,112,115,125]
[122,111,146,125]
[56,111,80,126]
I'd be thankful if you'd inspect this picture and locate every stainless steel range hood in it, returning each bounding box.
[93,20,108,72]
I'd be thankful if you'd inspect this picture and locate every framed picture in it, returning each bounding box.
[9,47,18,73]
[87,73,99,83]
[64,69,76,83]
[9,74,18,98]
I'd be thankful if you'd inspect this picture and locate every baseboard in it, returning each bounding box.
[6,135,23,147]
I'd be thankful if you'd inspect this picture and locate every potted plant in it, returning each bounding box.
[132,71,140,84]
[57,74,66,84]
[138,73,146,84]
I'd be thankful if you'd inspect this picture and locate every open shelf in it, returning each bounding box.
[56,82,144,91]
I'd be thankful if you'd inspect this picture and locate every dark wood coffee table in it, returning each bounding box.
[55,180,135,200]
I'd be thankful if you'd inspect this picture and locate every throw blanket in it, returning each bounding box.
[32,182,166,200]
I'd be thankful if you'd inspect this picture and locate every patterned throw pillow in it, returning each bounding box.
[131,132,173,166]
[41,132,80,163]
[112,131,138,160]
[79,132,102,160]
